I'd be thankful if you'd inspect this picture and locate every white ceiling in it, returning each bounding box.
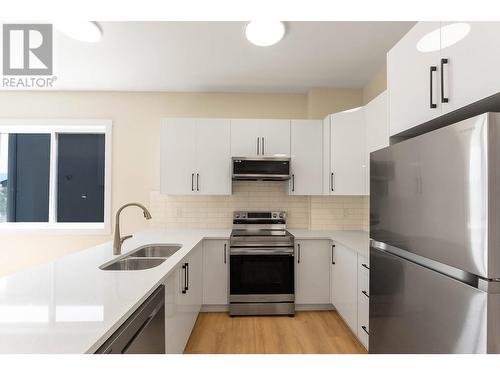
[51,21,414,93]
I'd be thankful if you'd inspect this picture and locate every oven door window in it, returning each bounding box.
[230,254,294,295]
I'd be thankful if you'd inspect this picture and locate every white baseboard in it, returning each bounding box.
[295,304,335,311]
[201,304,229,312]
[201,304,335,313]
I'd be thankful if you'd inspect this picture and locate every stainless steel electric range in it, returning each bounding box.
[229,211,295,316]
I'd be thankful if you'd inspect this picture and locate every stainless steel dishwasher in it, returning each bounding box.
[95,285,165,354]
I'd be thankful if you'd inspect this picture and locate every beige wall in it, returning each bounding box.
[0,89,367,276]
[307,88,363,119]
[362,64,387,105]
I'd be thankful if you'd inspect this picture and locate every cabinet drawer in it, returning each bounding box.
[358,255,369,296]
[358,254,370,271]
[358,288,369,349]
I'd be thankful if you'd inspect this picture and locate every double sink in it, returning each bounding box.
[100,245,182,271]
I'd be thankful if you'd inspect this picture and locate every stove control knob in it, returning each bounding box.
[272,213,277,218]
[235,215,240,219]
[279,213,284,218]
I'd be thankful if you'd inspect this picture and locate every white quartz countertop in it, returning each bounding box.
[0,228,368,354]
[288,230,369,258]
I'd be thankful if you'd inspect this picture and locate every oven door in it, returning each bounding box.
[230,248,295,302]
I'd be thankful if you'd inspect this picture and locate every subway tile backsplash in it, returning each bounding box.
[150,181,369,231]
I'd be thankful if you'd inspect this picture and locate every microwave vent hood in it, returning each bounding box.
[232,157,291,181]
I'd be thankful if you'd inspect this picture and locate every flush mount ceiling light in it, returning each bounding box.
[53,21,102,42]
[417,22,470,53]
[245,21,285,46]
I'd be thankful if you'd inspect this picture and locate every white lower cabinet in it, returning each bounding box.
[202,239,229,305]
[357,255,370,349]
[165,243,202,354]
[331,242,358,335]
[295,239,331,305]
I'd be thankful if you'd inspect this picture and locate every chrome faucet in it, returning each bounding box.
[113,203,152,255]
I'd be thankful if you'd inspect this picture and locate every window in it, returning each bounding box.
[0,120,112,234]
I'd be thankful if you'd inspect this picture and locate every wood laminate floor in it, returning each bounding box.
[184,311,367,354]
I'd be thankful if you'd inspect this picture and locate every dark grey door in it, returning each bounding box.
[57,134,105,222]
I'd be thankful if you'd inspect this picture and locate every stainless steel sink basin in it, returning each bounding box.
[129,245,182,258]
[99,244,182,271]
[100,257,166,271]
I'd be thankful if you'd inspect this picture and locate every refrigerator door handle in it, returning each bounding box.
[370,240,479,288]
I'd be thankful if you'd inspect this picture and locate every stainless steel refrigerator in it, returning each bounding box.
[370,112,500,354]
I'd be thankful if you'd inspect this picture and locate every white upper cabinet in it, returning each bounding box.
[160,118,197,195]
[259,119,291,156]
[195,119,231,195]
[290,120,323,195]
[230,119,261,156]
[161,118,231,195]
[230,119,290,157]
[388,22,442,136]
[365,91,389,153]
[365,91,389,194]
[328,109,367,195]
[388,21,500,136]
[440,22,500,114]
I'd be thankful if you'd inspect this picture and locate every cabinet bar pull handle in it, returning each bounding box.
[191,173,194,191]
[181,264,187,294]
[361,325,369,335]
[186,263,189,291]
[196,173,199,191]
[362,263,370,270]
[331,172,335,192]
[292,174,295,192]
[362,290,370,298]
[257,137,260,155]
[430,66,437,109]
[441,58,449,103]
[224,243,227,264]
[297,243,301,263]
[331,244,335,264]
[262,137,265,155]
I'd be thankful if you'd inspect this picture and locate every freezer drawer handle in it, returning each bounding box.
[361,325,369,335]
[362,290,370,299]
[361,263,370,270]
[257,137,260,155]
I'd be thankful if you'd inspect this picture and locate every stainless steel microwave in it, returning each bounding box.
[232,157,291,181]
